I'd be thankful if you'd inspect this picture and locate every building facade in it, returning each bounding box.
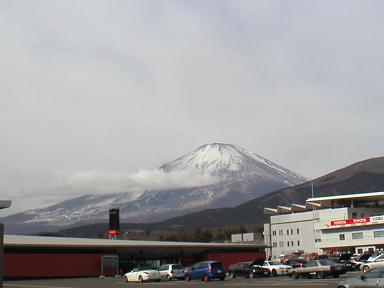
[320,214,384,254]
[264,192,384,259]
[4,235,266,278]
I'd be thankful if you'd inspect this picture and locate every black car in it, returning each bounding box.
[338,253,354,271]
[228,262,252,278]
[228,259,270,278]
[249,259,271,278]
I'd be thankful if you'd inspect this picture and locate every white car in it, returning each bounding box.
[158,264,185,280]
[262,261,292,276]
[123,267,161,283]
[360,255,384,272]
[367,253,384,262]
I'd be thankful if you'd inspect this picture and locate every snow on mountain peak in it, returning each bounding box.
[160,143,307,184]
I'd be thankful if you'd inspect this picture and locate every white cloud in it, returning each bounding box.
[54,168,219,194]
[0,167,220,216]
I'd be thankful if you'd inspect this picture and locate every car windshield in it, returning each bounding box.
[134,267,152,271]
[211,262,224,269]
[359,253,373,261]
[251,259,265,266]
[369,253,381,259]
[172,265,183,269]
[319,260,336,266]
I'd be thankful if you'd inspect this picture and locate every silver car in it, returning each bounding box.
[337,269,384,288]
[158,264,185,280]
[360,255,384,272]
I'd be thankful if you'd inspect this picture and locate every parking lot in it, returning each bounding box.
[4,271,360,288]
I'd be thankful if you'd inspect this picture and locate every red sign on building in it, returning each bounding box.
[330,217,370,226]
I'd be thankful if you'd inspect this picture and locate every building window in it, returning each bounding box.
[273,242,277,248]
[352,232,363,240]
[339,234,345,241]
[291,241,294,246]
[297,240,300,246]
[272,231,276,236]
[279,230,283,236]
[352,212,357,218]
[287,229,289,235]
[374,230,384,238]
[287,241,290,247]
[291,229,293,235]
[297,228,300,234]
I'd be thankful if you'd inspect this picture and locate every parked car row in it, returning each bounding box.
[123,261,226,283]
[122,261,384,287]
[123,258,293,283]
[289,259,347,279]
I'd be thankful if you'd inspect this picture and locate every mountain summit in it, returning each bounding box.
[1,143,307,234]
[161,143,307,185]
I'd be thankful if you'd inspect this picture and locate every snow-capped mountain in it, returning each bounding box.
[160,143,306,185]
[1,143,308,234]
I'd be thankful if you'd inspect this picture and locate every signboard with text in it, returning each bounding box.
[330,217,370,226]
[329,215,384,228]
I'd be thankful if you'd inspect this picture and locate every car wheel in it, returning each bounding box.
[185,274,191,281]
[316,272,325,279]
[220,277,225,281]
[292,272,299,279]
[166,274,172,281]
[138,275,143,283]
[363,266,370,273]
[123,275,128,282]
[229,272,236,278]
[249,272,255,278]
[203,274,209,282]
[271,269,277,277]
[333,274,340,278]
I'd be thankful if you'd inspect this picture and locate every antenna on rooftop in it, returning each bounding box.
[311,181,315,211]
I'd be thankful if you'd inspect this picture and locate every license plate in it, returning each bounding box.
[217,270,222,273]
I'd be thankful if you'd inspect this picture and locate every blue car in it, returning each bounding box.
[184,261,226,282]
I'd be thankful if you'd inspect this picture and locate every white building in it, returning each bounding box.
[264,192,384,259]
[231,233,260,243]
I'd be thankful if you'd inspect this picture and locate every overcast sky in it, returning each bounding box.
[1,0,384,215]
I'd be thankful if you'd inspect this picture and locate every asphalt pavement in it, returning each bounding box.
[4,272,360,288]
